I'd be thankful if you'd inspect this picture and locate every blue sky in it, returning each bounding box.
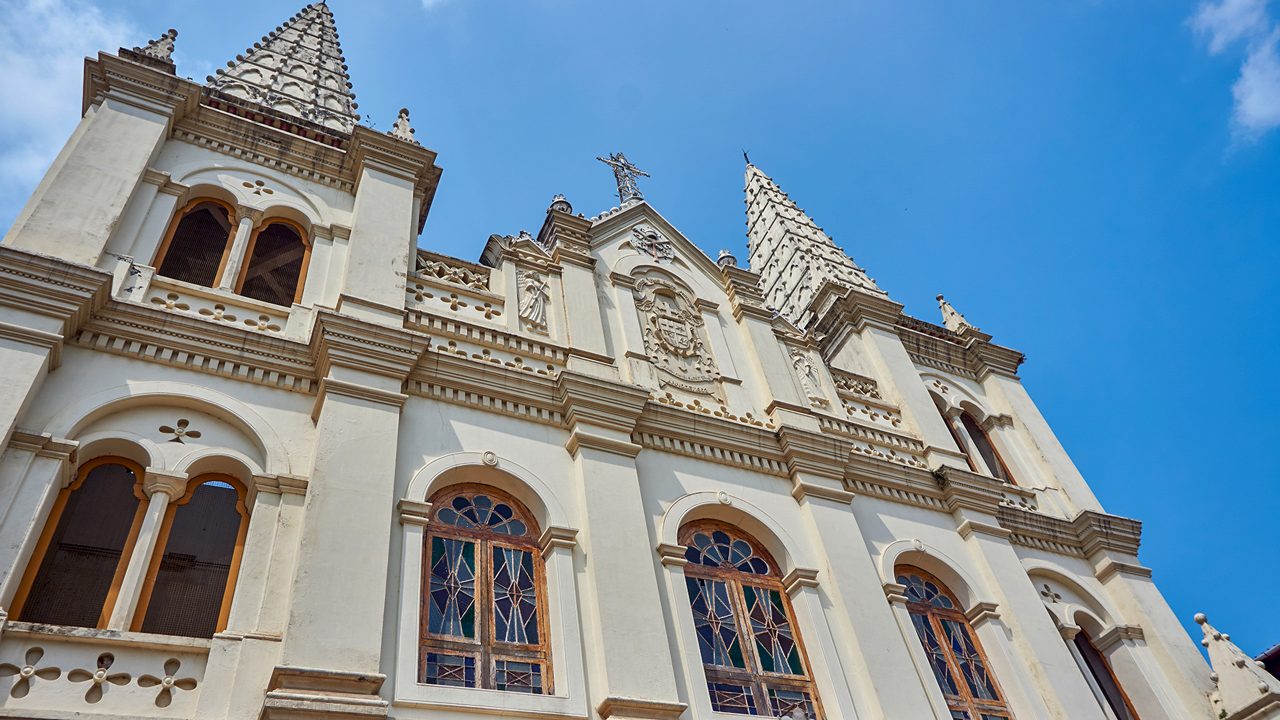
[1,0,1277,655]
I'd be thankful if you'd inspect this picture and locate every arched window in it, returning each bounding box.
[155,200,236,288]
[236,219,310,307]
[959,412,1014,484]
[936,402,981,474]
[681,522,821,718]
[133,476,249,638]
[421,486,550,694]
[11,458,146,628]
[896,566,1012,720]
[1073,627,1139,720]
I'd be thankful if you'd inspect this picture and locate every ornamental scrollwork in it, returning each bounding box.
[631,223,674,261]
[633,277,719,396]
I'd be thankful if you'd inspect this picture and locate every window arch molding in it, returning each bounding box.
[9,456,148,628]
[395,453,586,717]
[657,491,815,575]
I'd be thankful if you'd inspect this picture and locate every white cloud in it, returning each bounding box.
[0,0,134,198]
[421,0,450,9]
[1192,0,1280,142]
[1233,29,1280,138]
[1192,0,1270,54]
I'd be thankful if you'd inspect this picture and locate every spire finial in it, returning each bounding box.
[596,152,649,204]
[743,149,751,166]
[937,294,977,333]
[388,107,419,145]
[136,28,178,62]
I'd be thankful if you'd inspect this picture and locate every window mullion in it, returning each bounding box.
[478,538,493,690]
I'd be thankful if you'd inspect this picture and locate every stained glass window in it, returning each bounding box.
[680,522,821,718]
[897,566,1013,719]
[421,486,549,694]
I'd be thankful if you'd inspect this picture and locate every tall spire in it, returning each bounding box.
[937,294,977,333]
[206,2,359,134]
[744,160,884,327]
[1197,613,1280,719]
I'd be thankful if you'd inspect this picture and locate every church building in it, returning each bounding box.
[0,3,1275,719]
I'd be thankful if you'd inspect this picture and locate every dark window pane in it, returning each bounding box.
[427,536,476,638]
[492,546,538,644]
[421,652,475,687]
[158,203,232,287]
[685,576,745,669]
[742,585,803,675]
[239,223,306,306]
[941,618,1000,701]
[708,682,758,715]
[1075,631,1138,720]
[494,659,542,693]
[139,481,242,637]
[20,463,140,627]
[910,612,960,697]
[960,413,1012,483]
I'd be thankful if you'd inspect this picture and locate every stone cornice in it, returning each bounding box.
[776,426,853,482]
[346,127,442,233]
[997,505,1146,562]
[936,466,1009,514]
[896,314,1025,380]
[83,52,201,124]
[1094,624,1145,652]
[556,371,649,435]
[0,247,113,343]
[597,697,688,720]
[311,311,426,382]
[538,209,593,259]
[1072,509,1144,557]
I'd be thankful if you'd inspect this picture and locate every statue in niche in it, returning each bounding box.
[517,270,549,332]
[634,277,719,396]
[791,349,829,407]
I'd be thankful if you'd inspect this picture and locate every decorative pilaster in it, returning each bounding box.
[556,372,684,719]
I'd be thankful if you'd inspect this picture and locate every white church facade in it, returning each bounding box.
[0,4,1274,720]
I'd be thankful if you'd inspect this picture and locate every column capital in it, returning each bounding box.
[235,205,265,226]
[790,479,855,505]
[883,581,909,605]
[776,425,851,483]
[539,526,579,557]
[965,601,1003,629]
[142,468,188,499]
[656,543,689,568]
[783,567,821,595]
[397,499,431,526]
[596,697,687,720]
[1058,622,1082,641]
[1094,624,1144,653]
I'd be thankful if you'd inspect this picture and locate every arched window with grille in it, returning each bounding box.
[420,486,550,694]
[681,522,821,718]
[897,566,1013,719]
[958,412,1015,484]
[11,458,147,628]
[155,199,237,288]
[133,476,249,638]
[236,219,310,307]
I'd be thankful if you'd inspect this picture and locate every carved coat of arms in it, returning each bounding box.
[634,277,719,396]
[632,223,674,261]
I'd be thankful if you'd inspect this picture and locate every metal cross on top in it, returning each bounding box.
[597,152,649,204]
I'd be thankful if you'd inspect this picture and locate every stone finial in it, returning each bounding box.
[388,108,419,145]
[937,294,978,333]
[549,194,573,214]
[1197,613,1280,720]
[135,28,178,62]
[717,250,738,269]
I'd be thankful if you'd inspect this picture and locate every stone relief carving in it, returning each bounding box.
[517,269,549,333]
[790,350,829,407]
[634,278,719,396]
[631,223,674,261]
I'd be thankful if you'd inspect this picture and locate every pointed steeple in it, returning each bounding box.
[937,294,978,333]
[1197,613,1280,719]
[744,160,884,327]
[120,29,178,73]
[206,2,359,134]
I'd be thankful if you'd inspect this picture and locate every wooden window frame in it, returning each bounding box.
[898,565,1013,720]
[959,412,1017,485]
[1075,628,1141,720]
[420,484,552,694]
[233,217,313,307]
[151,198,239,287]
[130,474,250,636]
[680,520,823,719]
[9,456,148,628]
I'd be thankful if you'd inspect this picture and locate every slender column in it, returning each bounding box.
[107,469,187,630]
[217,209,260,291]
[791,480,937,718]
[783,569,861,718]
[558,373,684,720]
[942,470,1104,719]
[4,87,181,266]
[0,433,77,606]
[263,314,423,720]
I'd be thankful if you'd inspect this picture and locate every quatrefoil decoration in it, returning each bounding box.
[137,658,198,708]
[242,179,274,196]
[0,647,61,698]
[159,418,201,444]
[68,653,129,703]
[1040,583,1063,604]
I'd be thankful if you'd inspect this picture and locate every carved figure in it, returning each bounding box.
[517,270,549,331]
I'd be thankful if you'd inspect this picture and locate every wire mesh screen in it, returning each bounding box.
[156,203,233,287]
